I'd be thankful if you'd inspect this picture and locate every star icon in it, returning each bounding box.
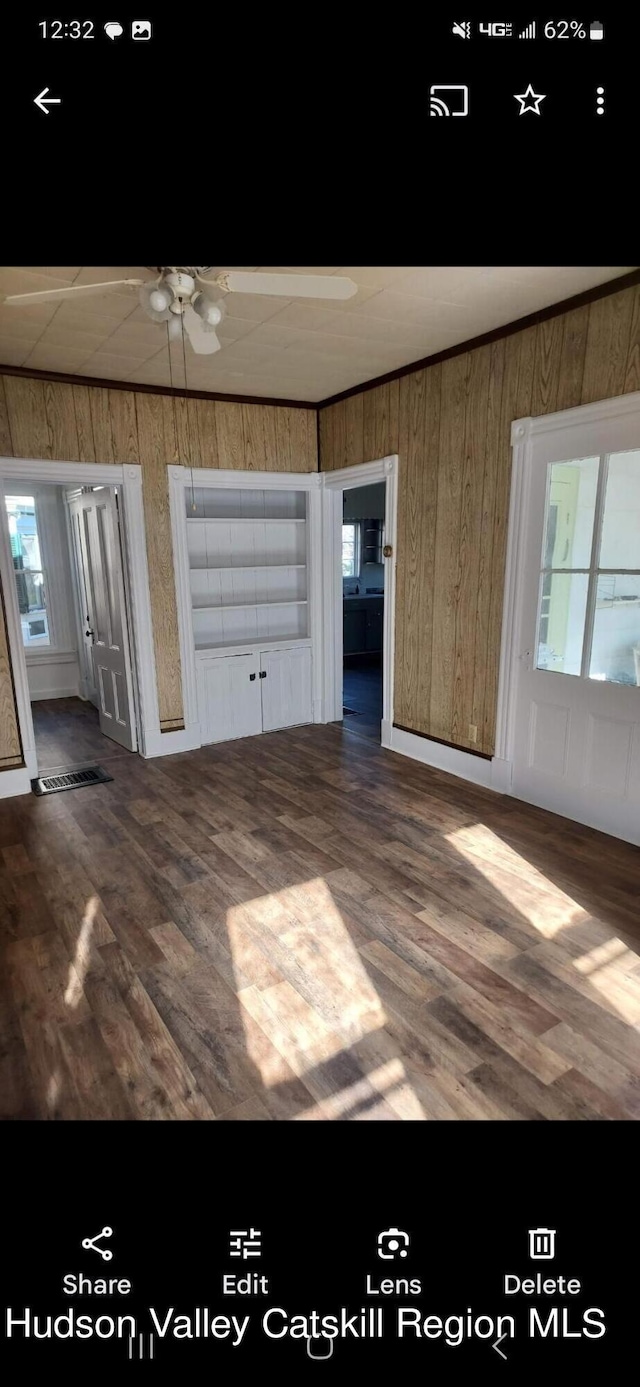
[514,83,546,115]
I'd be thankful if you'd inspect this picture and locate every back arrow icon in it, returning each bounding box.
[493,1333,508,1360]
[34,88,62,114]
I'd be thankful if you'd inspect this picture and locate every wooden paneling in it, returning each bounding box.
[44,381,79,461]
[72,384,96,463]
[4,377,52,459]
[108,389,139,463]
[319,284,640,756]
[88,387,115,463]
[581,289,635,405]
[0,374,317,756]
[429,354,469,743]
[0,377,12,455]
[134,392,183,727]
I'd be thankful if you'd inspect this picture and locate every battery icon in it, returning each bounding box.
[589,20,604,39]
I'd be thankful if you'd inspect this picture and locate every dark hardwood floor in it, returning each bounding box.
[32,697,132,772]
[343,660,382,742]
[1,722,639,1121]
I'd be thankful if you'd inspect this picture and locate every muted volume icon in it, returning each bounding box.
[430,85,469,116]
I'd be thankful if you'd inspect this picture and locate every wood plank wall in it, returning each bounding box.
[319,284,640,756]
[0,377,317,759]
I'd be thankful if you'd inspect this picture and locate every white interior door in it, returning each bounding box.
[511,419,640,845]
[69,490,137,752]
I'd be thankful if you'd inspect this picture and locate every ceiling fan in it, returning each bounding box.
[0,267,358,356]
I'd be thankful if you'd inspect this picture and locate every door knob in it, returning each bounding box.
[249,673,256,681]
[85,627,94,640]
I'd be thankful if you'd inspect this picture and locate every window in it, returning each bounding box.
[342,522,360,578]
[5,495,50,647]
[536,450,640,684]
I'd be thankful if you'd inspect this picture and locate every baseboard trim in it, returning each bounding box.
[0,766,31,798]
[388,725,512,793]
[29,686,80,702]
[141,725,201,758]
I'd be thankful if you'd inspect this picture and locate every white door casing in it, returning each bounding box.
[499,395,640,846]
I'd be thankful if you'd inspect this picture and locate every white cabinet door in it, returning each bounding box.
[260,647,312,731]
[198,654,262,744]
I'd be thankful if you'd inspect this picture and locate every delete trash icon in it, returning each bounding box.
[529,1228,556,1260]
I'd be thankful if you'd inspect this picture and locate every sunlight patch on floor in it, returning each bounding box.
[570,938,640,1024]
[226,877,424,1118]
[46,1068,61,1111]
[445,823,589,937]
[64,895,98,1008]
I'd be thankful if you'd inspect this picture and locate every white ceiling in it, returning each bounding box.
[0,266,635,403]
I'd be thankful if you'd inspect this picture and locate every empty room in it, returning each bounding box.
[0,264,639,1123]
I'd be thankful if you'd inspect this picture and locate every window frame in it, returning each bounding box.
[341,520,361,581]
[5,491,53,650]
[536,451,640,681]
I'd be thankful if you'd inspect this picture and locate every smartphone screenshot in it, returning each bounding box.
[0,8,637,1375]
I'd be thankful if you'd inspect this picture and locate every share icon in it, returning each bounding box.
[81,1226,113,1261]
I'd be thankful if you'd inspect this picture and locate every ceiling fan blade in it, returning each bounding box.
[212,271,358,300]
[182,303,222,355]
[1,278,146,307]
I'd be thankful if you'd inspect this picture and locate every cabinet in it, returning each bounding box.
[343,596,384,656]
[197,647,312,745]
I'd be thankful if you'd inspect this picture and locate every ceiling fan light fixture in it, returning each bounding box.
[139,281,173,323]
[192,292,225,327]
[149,284,173,313]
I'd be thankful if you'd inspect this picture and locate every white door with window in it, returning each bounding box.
[69,490,137,752]
[509,399,640,845]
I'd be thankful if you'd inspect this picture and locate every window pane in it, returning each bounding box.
[599,449,640,569]
[5,495,50,647]
[342,523,357,578]
[590,574,640,685]
[536,571,589,675]
[543,458,599,568]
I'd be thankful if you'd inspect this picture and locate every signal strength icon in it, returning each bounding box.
[518,20,536,39]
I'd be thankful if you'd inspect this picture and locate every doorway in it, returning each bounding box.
[322,456,398,745]
[2,479,137,776]
[342,482,385,741]
[0,459,160,795]
[500,397,640,846]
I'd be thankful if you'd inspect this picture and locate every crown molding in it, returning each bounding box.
[0,364,316,411]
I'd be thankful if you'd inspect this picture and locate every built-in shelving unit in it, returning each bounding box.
[186,486,309,653]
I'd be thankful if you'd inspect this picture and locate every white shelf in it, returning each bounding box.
[189,564,306,574]
[187,516,306,525]
[192,599,308,614]
[195,636,312,656]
